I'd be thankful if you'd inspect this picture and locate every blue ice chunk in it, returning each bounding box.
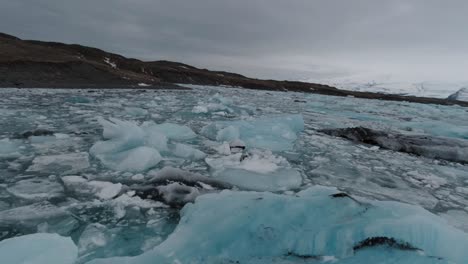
[205,150,302,191]
[143,129,168,152]
[65,96,92,104]
[91,118,145,154]
[0,233,77,264]
[216,125,240,142]
[145,123,196,141]
[94,146,162,172]
[171,143,206,160]
[85,186,468,264]
[91,118,161,172]
[91,118,201,171]
[202,114,304,151]
[124,107,148,117]
[0,138,21,159]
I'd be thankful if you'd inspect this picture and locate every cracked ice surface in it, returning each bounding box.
[0,86,467,263]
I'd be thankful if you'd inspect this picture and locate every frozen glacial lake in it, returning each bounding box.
[0,85,467,263]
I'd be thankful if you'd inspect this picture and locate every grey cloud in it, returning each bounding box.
[1,0,468,81]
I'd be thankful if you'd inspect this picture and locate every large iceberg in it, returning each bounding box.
[0,233,77,264]
[201,114,304,151]
[85,186,468,264]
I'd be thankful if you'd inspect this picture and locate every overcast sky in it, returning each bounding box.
[2,0,468,82]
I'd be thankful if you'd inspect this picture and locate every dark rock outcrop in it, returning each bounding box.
[321,126,468,163]
[447,88,468,102]
[131,167,233,208]
[14,129,54,139]
[353,237,419,251]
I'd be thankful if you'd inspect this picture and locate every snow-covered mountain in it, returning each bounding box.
[310,73,468,99]
[448,88,468,102]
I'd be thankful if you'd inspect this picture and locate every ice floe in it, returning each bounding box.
[62,176,122,200]
[94,146,162,172]
[205,149,302,191]
[170,143,206,160]
[201,114,304,151]
[90,117,202,171]
[124,107,148,117]
[144,123,196,141]
[0,138,22,159]
[7,178,64,201]
[0,233,77,264]
[27,152,90,174]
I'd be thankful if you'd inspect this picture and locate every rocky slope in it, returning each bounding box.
[448,88,468,102]
[1,32,467,107]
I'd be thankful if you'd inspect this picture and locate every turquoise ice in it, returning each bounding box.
[86,186,468,264]
[0,233,77,264]
[202,114,304,151]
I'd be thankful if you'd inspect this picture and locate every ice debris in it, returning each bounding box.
[62,176,122,200]
[205,149,302,191]
[192,93,254,116]
[131,167,231,207]
[90,118,202,172]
